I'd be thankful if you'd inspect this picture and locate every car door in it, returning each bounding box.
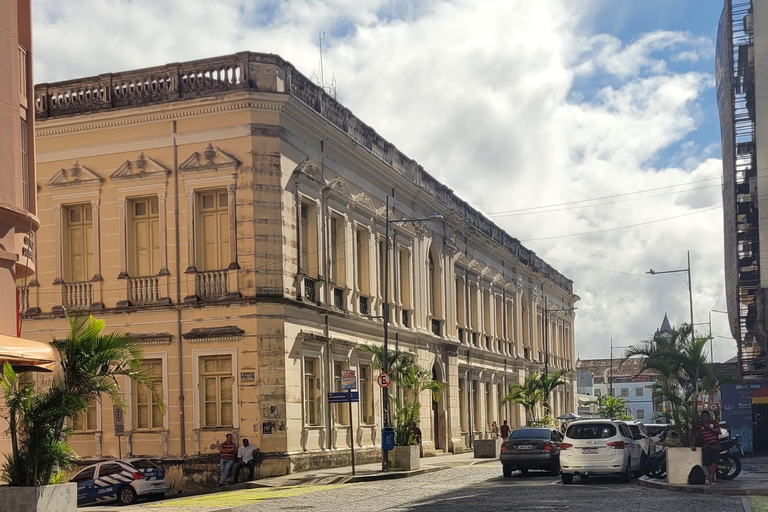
[624,425,642,469]
[70,466,97,506]
[94,463,126,503]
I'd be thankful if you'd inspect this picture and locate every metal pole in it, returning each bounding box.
[709,311,714,364]
[118,436,122,459]
[609,337,613,397]
[688,251,694,343]
[349,389,355,476]
[382,196,390,471]
[544,296,549,376]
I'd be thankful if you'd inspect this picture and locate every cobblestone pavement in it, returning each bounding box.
[232,465,747,512]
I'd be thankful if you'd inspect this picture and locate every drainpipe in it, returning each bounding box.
[173,120,186,457]
[324,314,332,450]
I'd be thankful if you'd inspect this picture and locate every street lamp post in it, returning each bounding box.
[647,251,695,341]
[542,295,576,375]
[381,196,442,471]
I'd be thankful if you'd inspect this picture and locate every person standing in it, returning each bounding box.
[218,433,237,486]
[691,410,721,485]
[233,438,259,483]
[490,421,500,439]
[500,420,511,440]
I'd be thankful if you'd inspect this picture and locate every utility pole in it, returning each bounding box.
[647,251,695,341]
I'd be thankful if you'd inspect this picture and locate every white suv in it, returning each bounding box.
[559,419,642,484]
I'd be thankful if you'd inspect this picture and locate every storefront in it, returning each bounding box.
[721,381,768,455]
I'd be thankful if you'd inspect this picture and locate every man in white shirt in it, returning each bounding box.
[233,438,259,483]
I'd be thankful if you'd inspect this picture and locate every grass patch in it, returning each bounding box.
[148,485,343,508]
[749,496,768,512]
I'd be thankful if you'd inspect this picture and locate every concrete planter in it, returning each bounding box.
[390,445,420,471]
[0,482,77,512]
[473,438,503,458]
[666,446,702,485]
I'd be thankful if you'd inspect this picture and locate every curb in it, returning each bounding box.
[637,476,768,496]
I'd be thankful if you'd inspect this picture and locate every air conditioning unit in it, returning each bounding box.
[745,13,754,34]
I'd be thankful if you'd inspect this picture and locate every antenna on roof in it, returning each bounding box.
[310,31,343,104]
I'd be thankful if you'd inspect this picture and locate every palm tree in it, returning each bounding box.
[585,395,630,420]
[0,314,157,486]
[501,373,542,425]
[537,371,567,419]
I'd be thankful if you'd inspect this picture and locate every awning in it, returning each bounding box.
[753,387,768,405]
[0,335,56,372]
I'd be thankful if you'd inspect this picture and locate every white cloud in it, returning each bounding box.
[31,0,730,360]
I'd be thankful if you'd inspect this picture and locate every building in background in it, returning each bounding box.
[17,52,578,488]
[718,0,767,378]
[0,0,38,336]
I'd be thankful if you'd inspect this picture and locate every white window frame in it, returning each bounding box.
[302,348,324,427]
[125,351,169,432]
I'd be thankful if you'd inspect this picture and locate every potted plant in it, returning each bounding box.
[0,314,156,511]
[364,346,441,470]
[623,323,737,485]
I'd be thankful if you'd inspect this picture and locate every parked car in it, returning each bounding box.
[643,423,670,452]
[623,421,651,459]
[559,419,642,484]
[70,458,168,506]
[500,427,562,477]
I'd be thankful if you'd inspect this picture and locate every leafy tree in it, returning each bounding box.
[622,323,739,446]
[585,395,630,420]
[500,373,542,424]
[362,345,442,446]
[537,371,567,418]
[1,314,157,486]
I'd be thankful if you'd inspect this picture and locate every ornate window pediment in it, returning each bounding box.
[327,177,352,203]
[352,192,376,216]
[292,158,326,188]
[110,152,170,182]
[46,161,103,189]
[179,143,240,175]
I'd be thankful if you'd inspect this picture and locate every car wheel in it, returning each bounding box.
[550,463,560,476]
[503,465,513,478]
[519,468,529,475]
[118,486,137,505]
[561,473,574,485]
[634,454,646,478]
[620,458,632,483]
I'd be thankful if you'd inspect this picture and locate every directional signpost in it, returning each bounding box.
[329,369,358,475]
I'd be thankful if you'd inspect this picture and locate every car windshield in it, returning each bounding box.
[645,425,667,436]
[566,423,616,439]
[509,429,550,439]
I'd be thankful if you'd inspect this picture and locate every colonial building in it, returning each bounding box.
[16,52,577,487]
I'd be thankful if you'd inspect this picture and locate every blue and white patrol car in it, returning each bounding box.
[70,458,168,506]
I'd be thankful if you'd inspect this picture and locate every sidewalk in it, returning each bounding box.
[638,456,768,496]
[84,451,498,512]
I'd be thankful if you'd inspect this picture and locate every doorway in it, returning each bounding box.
[432,366,441,450]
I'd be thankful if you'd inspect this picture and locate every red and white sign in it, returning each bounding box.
[377,372,391,388]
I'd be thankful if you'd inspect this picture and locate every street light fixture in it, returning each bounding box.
[381,196,442,471]
[542,299,576,375]
[647,251,695,342]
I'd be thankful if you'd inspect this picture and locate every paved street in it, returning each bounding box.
[121,465,748,512]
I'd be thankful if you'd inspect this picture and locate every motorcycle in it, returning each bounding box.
[715,424,743,481]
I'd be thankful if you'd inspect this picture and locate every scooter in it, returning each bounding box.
[716,423,743,481]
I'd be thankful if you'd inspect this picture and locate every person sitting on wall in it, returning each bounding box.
[218,433,237,486]
[233,438,259,483]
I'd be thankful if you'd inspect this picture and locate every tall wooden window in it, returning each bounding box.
[398,248,410,310]
[197,190,229,271]
[135,359,163,430]
[330,215,345,285]
[359,364,374,424]
[200,355,233,427]
[129,198,160,276]
[356,227,369,295]
[65,204,93,282]
[304,357,322,426]
[73,401,98,431]
[333,361,350,425]
[299,201,318,277]
[459,377,467,431]
[20,119,29,211]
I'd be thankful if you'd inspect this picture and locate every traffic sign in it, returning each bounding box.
[328,391,359,403]
[113,405,124,437]
[377,372,391,388]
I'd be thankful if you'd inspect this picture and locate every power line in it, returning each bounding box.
[485,177,720,217]
[520,205,722,242]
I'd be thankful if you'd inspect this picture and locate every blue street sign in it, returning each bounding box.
[328,391,359,403]
[382,427,395,451]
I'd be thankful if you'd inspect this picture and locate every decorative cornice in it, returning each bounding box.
[182,326,244,342]
[46,161,104,190]
[179,143,240,175]
[111,152,171,182]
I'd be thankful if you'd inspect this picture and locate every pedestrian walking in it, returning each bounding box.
[691,410,721,485]
[560,423,567,435]
[218,433,237,486]
[500,420,510,440]
[233,438,259,483]
[490,421,500,439]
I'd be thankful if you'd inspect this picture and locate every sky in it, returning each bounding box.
[31,0,734,362]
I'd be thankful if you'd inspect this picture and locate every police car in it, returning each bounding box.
[70,458,168,506]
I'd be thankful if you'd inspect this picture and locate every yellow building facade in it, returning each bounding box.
[14,52,577,490]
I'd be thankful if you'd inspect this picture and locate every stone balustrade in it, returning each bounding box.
[128,276,160,305]
[196,270,228,300]
[17,286,29,314]
[64,281,93,310]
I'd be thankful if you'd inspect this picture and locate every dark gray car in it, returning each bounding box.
[500,427,563,477]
